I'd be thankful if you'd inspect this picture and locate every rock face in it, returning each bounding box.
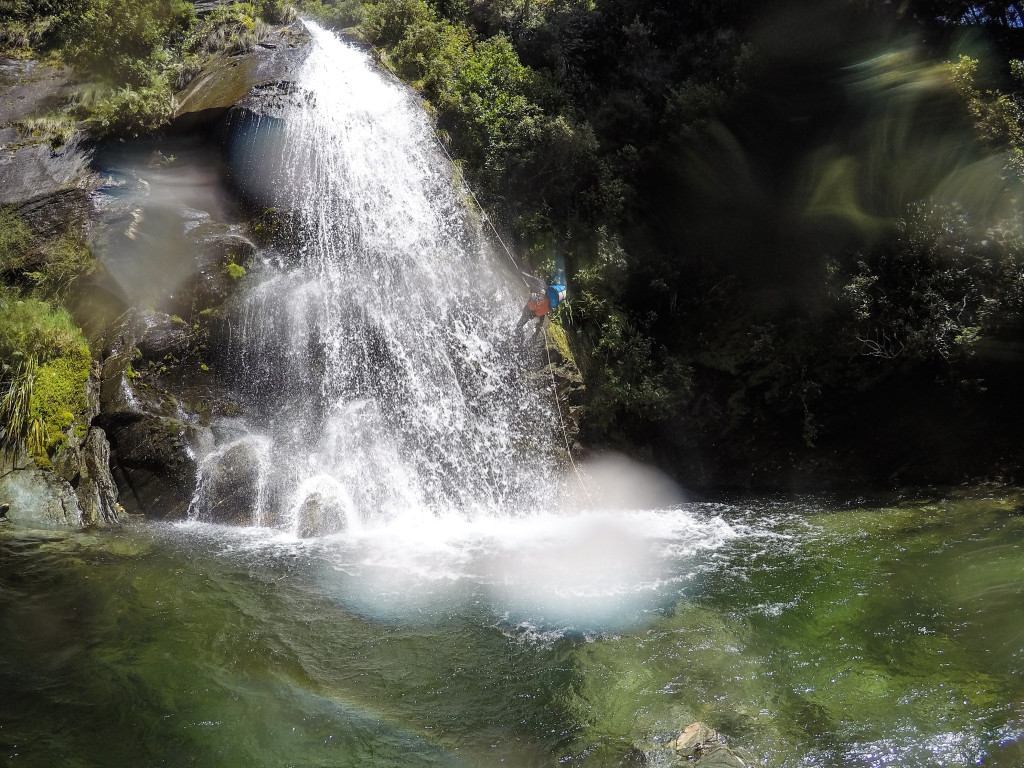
[0,21,316,527]
[80,25,314,522]
[0,370,123,529]
[0,59,125,529]
[0,460,86,528]
[527,326,587,459]
[95,309,219,519]
[0,59,96,226]
[172,21,311,130]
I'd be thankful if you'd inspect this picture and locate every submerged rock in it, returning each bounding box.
[665,721,753,767]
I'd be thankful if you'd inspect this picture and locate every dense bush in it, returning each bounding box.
[296,0,1024,485]
[2,0,299,137]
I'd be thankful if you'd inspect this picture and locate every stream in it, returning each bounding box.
[3,19,1023,768]
[2,489,1023,766]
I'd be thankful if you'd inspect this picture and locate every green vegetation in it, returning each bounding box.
[5,0,1024,487]
[0,206,94,297]
[0,359,46,460]
[31,343,91,454]
[1,205,93,465]
[0,289,91,462]
[295,0,1024,487]
[2,0,298,138]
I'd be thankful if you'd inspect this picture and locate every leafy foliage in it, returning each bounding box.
[4,0,299,137]
[297,0,1024,485]
[0,288,87,364]
[0,290,91,460]
[0,358,46,460]
[837,204,1024,363]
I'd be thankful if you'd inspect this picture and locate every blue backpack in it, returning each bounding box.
[547,284,567,309]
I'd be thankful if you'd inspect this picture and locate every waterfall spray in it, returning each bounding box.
[189,21,562,534]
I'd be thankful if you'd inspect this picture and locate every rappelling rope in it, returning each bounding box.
[372,41,591,500]
[543,327,593,501]
[370,47,529,287]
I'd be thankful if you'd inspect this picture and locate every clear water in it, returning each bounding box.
[2,491,1023,766]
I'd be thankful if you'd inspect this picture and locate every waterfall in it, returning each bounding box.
[189,21,562,534]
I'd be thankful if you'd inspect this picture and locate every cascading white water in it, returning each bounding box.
[190,22,562,534]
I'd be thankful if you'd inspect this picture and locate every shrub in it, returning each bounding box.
[0,207,34,275]
[0,358,46,460]
[84,79,176,138]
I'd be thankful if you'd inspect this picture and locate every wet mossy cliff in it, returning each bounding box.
[0,21,314,527]
[1,19,584,527]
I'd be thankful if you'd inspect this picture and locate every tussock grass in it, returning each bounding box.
[12,113,78,149]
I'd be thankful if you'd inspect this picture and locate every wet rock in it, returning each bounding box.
[195,441,264,525]
[134,312,196,362]
[50,412,124,527]
[295,492,348,538]
[0,60,96,226]
[75,427,123,525]
[190,228,256,308]
[533,328,586,455]
[666,722,753,767]
[0,460,87,528]
[106,415,203,519]
[172,22,311,130]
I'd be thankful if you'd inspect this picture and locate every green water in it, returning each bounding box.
[2,492,1023,767]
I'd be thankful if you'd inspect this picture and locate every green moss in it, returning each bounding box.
[225,262,247,279]
[30,343,91,454]
[546,321,574,365]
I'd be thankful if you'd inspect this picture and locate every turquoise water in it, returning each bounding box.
[2,491,1023,767]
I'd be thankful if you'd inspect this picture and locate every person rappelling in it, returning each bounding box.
[517,272,567,337]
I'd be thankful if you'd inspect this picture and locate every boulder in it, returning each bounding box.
[193,440,266,525]
[0,462,84,528]
[172,22,311,130]
[295,492,348,538]
[666,722,752,767]
[105,414,204,519]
